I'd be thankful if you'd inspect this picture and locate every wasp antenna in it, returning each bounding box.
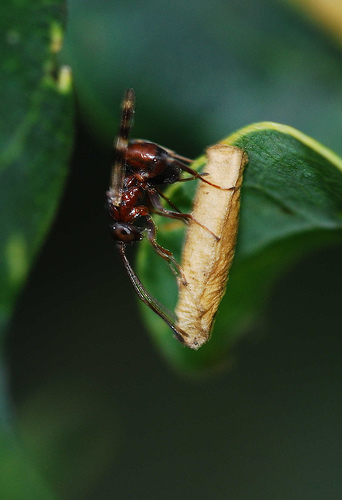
[117,242,189,343]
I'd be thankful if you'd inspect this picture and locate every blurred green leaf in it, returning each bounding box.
[17,378,119,500]
[0,1,73,497]
[0,430,56,500]
[137,123,342,374]
[63,0,342,158]
[0,2,73,338]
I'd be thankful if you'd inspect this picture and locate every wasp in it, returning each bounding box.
[107,89,230,344]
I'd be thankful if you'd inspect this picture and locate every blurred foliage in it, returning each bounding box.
[63,0,342,158]
[1,0,342,498]
[289,0,342,49]
[0,0,73,498]
[0,1,73,339]
[138,123,342,373]
[16,378,119,499]
[0,431,56,500]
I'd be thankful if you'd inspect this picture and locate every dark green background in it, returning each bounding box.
[7,1,342,498]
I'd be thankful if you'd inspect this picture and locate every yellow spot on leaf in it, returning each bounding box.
[57,65,72,94]
[6,234,28,287]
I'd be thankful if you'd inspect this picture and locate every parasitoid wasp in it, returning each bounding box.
[107,88,233,344]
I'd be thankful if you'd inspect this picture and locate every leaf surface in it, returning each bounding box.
[137,123,342,374]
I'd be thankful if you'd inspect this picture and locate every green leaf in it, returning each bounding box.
[0,1,73,496]
[137,123,342,375]
[0,2,73,339]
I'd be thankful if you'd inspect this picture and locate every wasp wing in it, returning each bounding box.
[110,158,126,206]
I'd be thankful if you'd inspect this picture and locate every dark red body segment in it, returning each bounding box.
[125,140,182,184]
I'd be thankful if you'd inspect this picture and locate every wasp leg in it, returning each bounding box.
[145,215,187,285]
[178,172,210,182]
[175,161,236,191]
[148,190,219,241]
[170,152,193,163]
[153,187,182,213]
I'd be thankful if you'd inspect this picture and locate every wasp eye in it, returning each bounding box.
[111,223,142,243]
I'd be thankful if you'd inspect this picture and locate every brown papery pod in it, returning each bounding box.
[175,144,248,349]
